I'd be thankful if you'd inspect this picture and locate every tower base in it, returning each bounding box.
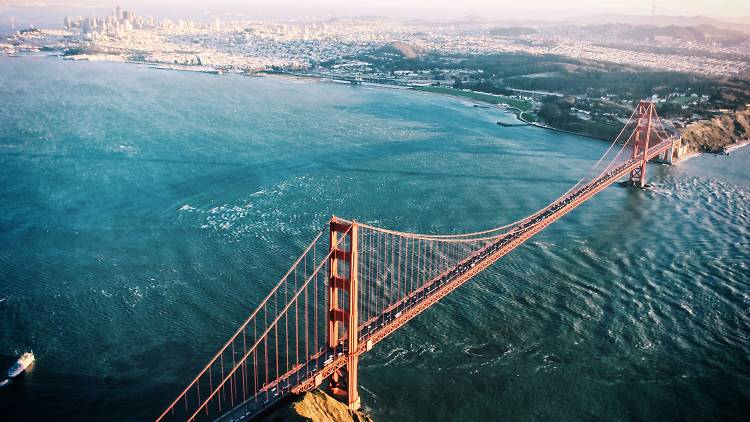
[619,180,652,189]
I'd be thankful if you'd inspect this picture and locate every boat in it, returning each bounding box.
[0,379,9,388]
[7,351,34,378]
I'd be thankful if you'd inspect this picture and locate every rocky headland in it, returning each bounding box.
[679,108,750,154]
[261,390,372,422]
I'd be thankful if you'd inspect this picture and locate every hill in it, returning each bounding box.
[382,42,419,59]
[565,14,750,33]
[679,108,750,153]
[617,24,748,45]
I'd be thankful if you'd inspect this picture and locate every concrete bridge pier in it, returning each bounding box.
[653,136,681,164]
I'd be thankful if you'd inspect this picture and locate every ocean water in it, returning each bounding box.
[0,55,748,421]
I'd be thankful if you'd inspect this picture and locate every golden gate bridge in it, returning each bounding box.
[156,100,681,421]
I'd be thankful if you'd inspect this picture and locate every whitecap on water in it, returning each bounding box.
[382,347,407,367]
[536,354,561,373]
[249,189,266,198]
[125,286,144,308]
[197,175,336,241]
[360,385,379,400]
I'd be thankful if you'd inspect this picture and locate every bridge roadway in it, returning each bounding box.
[218,139,674,422]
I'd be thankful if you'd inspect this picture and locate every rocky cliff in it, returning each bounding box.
[679,108,750,154]
[261,390,372,422]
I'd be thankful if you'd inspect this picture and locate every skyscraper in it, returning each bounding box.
[82,17,92,33]
[116,6,122,21]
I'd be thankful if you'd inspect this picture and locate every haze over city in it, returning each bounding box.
[3,0,750,23]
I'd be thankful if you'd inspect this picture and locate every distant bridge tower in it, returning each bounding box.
[627,100,656,188]
[327,218,361,410]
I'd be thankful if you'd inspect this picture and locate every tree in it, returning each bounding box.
[539,103,562,124]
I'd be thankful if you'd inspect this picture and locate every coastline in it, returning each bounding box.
[725,140,750,154]
[517,115,611,141]
[676,151,701,163]
[261,69,536,121]
[678,140,748,164]
[404,83,612,142]
[4,51,230,75]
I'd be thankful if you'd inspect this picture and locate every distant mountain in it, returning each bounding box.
[722,16,750,24]
[565,13,750,33]
[553,22,750,47]
[377,42,420,59]
[462,15,486,23]
[596,23,749,46]
[328,16,395,23]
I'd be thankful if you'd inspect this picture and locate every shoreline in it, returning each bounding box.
[519,117,611,141]
[271,72,414,91]
[262,70,537,123]
[404,83,612,142]
[725,140,750,154]
[679,140,748,164]
[676,151,701,163]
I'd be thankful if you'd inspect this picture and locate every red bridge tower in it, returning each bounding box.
[327,218,361,410]
[627,100,656,188]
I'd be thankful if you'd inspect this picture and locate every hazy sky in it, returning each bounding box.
[2,0,750,22]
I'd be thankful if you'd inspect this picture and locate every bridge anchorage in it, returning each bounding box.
[156,100,681,422]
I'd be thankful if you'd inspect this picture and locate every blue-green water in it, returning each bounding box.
[0,56,748,421]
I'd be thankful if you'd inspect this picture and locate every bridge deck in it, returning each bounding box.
[217,139,674,422]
